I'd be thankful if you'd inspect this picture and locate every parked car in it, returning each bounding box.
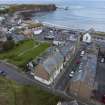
[0,70,6,76]
[71,71,74,74]
[69,71,74,78]
[76,59,80,65]
[100,95,105,104]
[69,74,74,78]
[101,58,105,63]
[80,51,85,57]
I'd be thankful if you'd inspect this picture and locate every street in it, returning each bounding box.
[54,49,82,91]
[0,61,74,100]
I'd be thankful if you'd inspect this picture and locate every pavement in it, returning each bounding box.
[95,57,105,100]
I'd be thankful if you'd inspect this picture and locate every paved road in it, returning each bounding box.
[0,62,36,85]
[54,50,82,91]
[0,62,73,100]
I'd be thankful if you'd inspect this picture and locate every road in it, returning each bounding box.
[54,49,82,91]
[0,61,73,100]
[0,57,96,105]
[0,62,37,85]
[53,42,87,91]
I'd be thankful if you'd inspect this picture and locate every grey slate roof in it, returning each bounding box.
[36,41,75,76]
[59,41,75,57]
[42,51,64,75]
[59,100,78,105]
[12,34,26,42]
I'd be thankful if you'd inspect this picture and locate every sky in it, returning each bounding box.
[0,0,53,4]
[0,0,105,4]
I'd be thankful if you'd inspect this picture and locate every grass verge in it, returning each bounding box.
[0,77,60,105]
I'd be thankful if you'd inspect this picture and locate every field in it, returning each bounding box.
[0,40,49,68]
[0,77,60,105]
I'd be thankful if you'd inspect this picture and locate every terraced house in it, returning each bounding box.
[31,41,77,85]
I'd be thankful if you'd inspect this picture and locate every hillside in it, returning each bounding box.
[0,77,60,105]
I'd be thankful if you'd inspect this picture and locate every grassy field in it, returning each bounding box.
[0,77,60,105]
[0,40,49,68]
[94,31,105,36]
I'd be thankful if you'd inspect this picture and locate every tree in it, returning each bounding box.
[7,36,13,40]
[3,40,15,51]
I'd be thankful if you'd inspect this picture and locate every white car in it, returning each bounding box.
[71,71,74,74]
[69,74,74,78]
[79,70,82,72]
[101,58,104,63]
[80,51,85,57]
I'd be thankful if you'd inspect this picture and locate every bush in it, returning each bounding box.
[3,40,15,51]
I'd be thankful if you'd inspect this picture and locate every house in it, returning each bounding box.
[53,40,65,46]
[83,33,92,43]
[69,35,77,41]
[12,34,26,43]
[57,100,78,105]
[0,31,7,42]
[30,40,77,85]
[23,29,33,39]
[32,28,43,35]
[18,19,22,25]
[69,49,98,99]
[58,41,76,63]
[8,27,15,33]
[32,47,64,85]
[44,35,55,40]
[0,16,5,22]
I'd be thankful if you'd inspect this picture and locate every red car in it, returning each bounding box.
[100,95,105,104]
[76,60,80,65]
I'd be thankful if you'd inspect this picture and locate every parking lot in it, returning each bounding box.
[95,50,105,101]
[35,27,79,42]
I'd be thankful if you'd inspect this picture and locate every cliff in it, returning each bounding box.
[8,4,57,13]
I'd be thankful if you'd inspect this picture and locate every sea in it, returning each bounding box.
[32,0,105,32]
[2,0,105,31]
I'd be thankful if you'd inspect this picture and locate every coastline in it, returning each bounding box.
[37,21,105,35]
[41,21,85,32]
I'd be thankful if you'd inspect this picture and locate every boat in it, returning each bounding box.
[65,7,69,10]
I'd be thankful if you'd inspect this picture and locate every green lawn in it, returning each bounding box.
[0,40,49,67]
[0,77,60,105]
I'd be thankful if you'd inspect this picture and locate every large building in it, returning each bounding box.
[31,41,77,85]
[33,48,64,85]
[57,100,78,105]
[83,33,92,43]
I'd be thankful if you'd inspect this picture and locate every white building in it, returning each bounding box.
[33,28,43,35]
[83,33,92,43]
[0,16,5,22]
[53,41,65,46]
[57,100,78,105]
